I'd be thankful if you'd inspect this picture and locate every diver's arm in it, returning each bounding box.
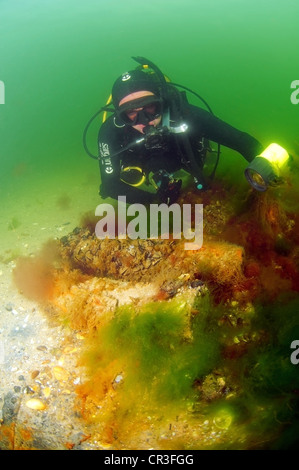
[186,104,263,162]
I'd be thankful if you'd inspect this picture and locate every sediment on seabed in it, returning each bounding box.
[2,185,299,450]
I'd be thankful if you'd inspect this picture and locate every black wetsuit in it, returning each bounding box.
[98,99,263,204]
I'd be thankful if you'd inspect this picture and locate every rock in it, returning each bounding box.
[25,398,47,411]
[2,391,21,424]
[5,303,13,311]
[52,366,69,382]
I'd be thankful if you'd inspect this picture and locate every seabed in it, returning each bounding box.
[1,174,299,450]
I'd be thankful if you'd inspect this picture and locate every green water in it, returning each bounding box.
[1,0,299,449]
[1,0,298,201]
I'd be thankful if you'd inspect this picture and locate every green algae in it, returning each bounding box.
[85,293,221,404]
[246,297,299,393]
[221,296,299,449]
[81,287,299,448]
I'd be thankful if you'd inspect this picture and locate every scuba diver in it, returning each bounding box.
[84,57,289,204]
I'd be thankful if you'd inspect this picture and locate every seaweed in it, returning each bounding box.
[12,181,299,449]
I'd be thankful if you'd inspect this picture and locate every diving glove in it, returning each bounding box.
[159,179,182,205]
[153,170,182,205]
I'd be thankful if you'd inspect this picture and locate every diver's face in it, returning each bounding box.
[119,91,162,134]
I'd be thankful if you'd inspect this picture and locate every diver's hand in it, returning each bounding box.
[157,179,182,205]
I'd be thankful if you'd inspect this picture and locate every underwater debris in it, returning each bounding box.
[10,184,299,449]
[59,228,245,284]
[35,227,246,331]
[13,185,299,329]
[197,372,229,402]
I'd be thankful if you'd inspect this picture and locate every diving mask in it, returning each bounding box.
[117,96,163,126]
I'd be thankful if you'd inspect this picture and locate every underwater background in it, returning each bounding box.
[1,0,299,231]
[1,0,299,450]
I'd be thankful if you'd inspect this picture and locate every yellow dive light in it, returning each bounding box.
[245,143,290,191]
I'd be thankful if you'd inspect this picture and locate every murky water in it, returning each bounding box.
[1,0,299,450]
[1,0,298,199]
